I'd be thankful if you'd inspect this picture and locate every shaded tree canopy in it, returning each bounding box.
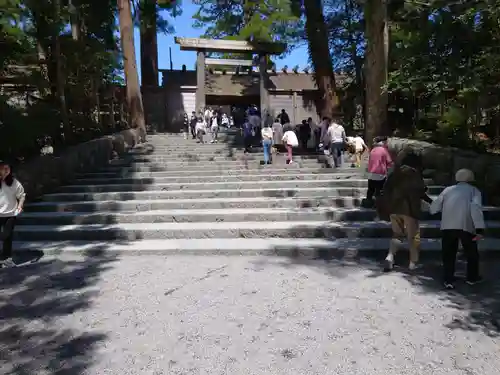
[193,0,303,48]
[3,0,500,161]
[0,0,124,160]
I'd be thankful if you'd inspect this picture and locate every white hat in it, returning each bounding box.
[455,169,474,183]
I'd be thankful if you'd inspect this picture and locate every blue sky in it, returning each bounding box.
[132,0,309,82]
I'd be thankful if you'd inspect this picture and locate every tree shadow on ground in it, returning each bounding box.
[0,251,117,374]
[4,141,166,373]
[396,254,500,337]
[258,226,500,337]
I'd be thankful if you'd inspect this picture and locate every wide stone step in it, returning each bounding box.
[17,207,500,225]
[38,186,445,202]
[12,237,500,255]
[131,150,327,158]
[57,179,441,194]
[115,151,323,158]
[107,159,325,168]
[147,134,238,142]
[95,165,358,174]
[73,172,368,184]
[13,221,500,241]
[24,196,369,212]
[128,150,324,158]
[133,147,245,153]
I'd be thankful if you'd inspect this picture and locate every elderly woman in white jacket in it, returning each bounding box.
[430,169,485,289]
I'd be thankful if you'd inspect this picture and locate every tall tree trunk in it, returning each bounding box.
[140,0,158,87]
[345,0,364,129]
[36,41,50,97]
[117,0,147,140]
[139,0,158,87]
[68,0,86,128]
[91,78,101,125]
[68,0,80,41]
[53,0,70,145]
[303,0,339,118]
[109,87,116,130]
[364,0,389,144]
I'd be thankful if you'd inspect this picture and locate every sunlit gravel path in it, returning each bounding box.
[1,254,499,375]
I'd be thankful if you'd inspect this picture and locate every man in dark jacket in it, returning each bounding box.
[379,151,433,272]
[277,109,290,125]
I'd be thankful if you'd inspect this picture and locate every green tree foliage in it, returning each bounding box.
[388,0,500,147]
[136,0,182,86]
[0,0,124,160]
[135,0,182,34]
[193,0,302,47]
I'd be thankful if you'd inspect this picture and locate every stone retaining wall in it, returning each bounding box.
[15,128,142,201]
[388,137,500,205]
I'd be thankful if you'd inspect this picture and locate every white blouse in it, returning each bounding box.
[0,179,26,217]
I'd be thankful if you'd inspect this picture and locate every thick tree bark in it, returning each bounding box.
[68,0,80,41]
[53,0,70,144]
[109,87,116,130]
[117,0,147,140]
[303,0,339,118]
[364,0,389,144]
[139,0,158,87]
[346,0,364,128]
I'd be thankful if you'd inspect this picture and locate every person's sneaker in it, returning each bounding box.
[383,256,394,272]
[444,282,455,290]
[1,258,16,268]
[466,277,484,286]
[408,262,419,270]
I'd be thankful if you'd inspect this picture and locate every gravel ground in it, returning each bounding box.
[1,253,500,375]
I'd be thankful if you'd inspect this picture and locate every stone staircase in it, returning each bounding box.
[14,131,500,255]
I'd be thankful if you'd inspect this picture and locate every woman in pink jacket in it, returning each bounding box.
[366,136,393,203]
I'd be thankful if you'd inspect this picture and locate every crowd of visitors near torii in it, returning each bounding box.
[184,106,367,167]
[0,118,487,289]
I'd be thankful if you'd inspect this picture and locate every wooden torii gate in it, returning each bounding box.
[174,37,286,125]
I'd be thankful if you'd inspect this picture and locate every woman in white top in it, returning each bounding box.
[195,116,206,144]
[352,134,368,167]
[282,128,299,164]
[210,115,219,143]
[0,160,26,267]
[430,168,485,289]
[221,113,229,127]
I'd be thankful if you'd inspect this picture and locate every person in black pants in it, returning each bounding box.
[299,120,311,150]
[365,136,393,206]
[0,160,26,268]
[189,111,197,139]
[430,168,485,289]
[242,121,253,153]
[441,230,482,288]
[366,178,385,201]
